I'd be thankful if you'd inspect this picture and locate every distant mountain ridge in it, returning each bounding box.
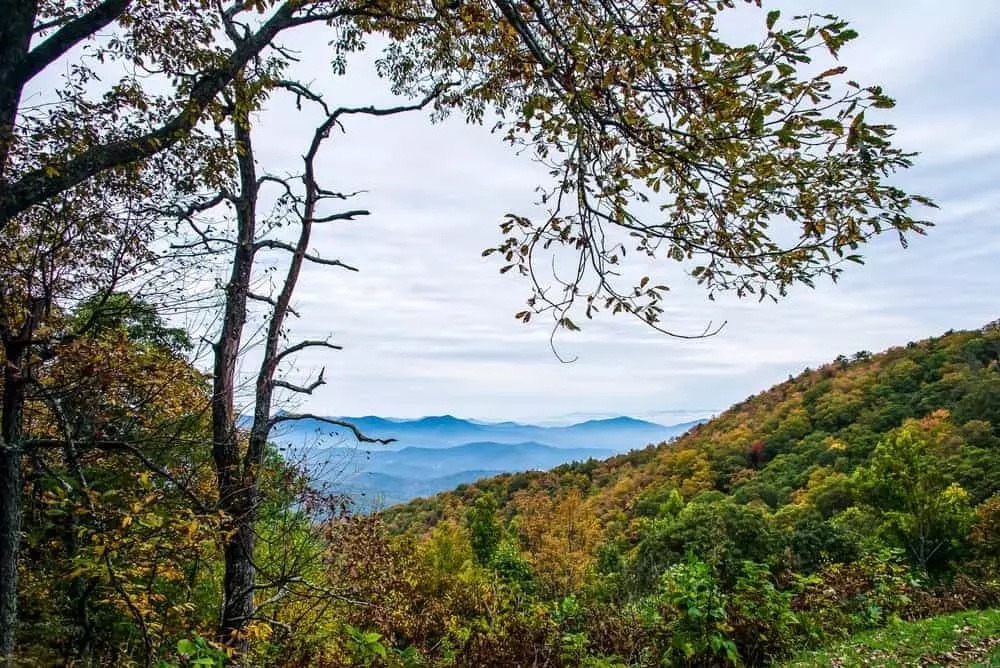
[289,414,706,507]
[274,414,703,452]
[307,440,618,508]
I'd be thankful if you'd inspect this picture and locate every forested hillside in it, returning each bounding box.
[365,323,1000,665]
[384,323,1000,535]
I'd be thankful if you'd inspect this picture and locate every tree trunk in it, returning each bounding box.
[211,102,258,657]
[0,339,28,662]
[0,444,21,663]
[217,500,255,655]
[0,7,42,653]
[0,0,37,179]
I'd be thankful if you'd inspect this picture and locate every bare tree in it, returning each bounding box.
[161,70,450,655]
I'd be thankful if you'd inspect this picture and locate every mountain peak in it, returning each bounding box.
[574,416,663,428]
[415,414,465,425]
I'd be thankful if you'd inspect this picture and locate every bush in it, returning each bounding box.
[649,556,739,665]
[728,562,801,665]
[792,550,914,642]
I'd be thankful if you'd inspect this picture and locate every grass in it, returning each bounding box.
[781,609,1000,667]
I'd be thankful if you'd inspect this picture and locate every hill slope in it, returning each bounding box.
[330,324,1000,666]
[383,323,1000,536]
[310,441,615,507]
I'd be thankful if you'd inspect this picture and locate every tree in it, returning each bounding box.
[1,1,934,325]
[0,182,164,661]
[475,4,933,335]
[15,296,217,663]
[857,422,975,570]
[627,498,783,593]
[2,0,936,659]
[970,494,1000,571]
[164,69,427,654]
[467,492,502,565]
[516,490,601,596]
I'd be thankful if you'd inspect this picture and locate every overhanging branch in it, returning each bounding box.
[13,0,133,91]
[254,239,359,271]
[267,414,395,445]
[24,438,211,513]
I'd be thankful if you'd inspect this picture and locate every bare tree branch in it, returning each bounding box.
[248,292,300,318]
[267,414,395,445]
[273,339,342,366]
[254,239,359,271]
[273,369,325,395]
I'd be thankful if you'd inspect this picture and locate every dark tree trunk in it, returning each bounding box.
[211,104,258,658]
[0,339,28,663]
[0,0,37,179]
[218,504,256,651]
[0,445,19,664]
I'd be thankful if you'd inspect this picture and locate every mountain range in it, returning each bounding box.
[274,414,702,451]
[285,415,705,507]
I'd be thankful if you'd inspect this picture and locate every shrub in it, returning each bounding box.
[728,562,801,664]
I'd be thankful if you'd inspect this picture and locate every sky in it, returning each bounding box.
[211,0,1000,425]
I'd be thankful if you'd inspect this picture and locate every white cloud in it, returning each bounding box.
[223,2,1000,423]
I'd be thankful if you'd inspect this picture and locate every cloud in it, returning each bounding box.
[229,2,1000,423]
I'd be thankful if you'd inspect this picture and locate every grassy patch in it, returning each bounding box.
[781,609,1000,667]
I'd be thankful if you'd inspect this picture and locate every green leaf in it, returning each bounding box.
[177,639,197,657]
[766,10,780,30]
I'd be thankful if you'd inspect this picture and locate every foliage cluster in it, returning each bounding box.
[11,306,1000,668]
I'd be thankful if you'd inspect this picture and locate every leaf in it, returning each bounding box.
[766,10,780,30]
[177,639,197,656]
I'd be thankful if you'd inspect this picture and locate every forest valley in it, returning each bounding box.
[0,0,967,665]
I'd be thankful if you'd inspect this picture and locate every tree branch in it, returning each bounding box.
[267,414,395,445]
[273,368,325,395]
[248,292,300,318]
[24,439,211,513]
[254,239,359,271]
[0,1,366,223]
[309,209,369,224]
[12,0,133,91]
[273,339,343,366]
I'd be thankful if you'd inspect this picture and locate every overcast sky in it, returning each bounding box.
[224,0,1000,425]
